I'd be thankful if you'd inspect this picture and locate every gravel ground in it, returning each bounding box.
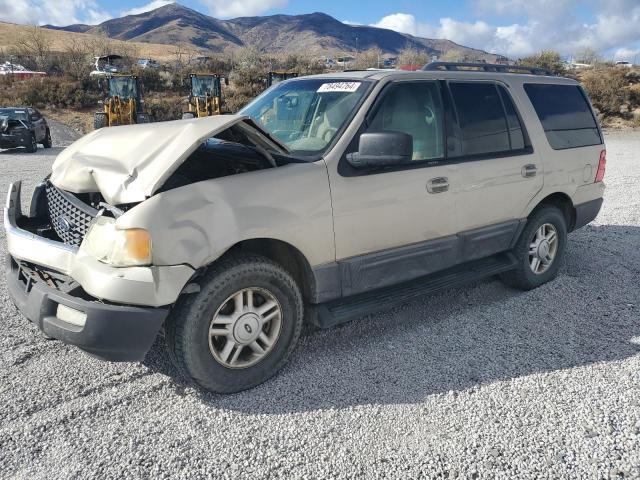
[0,123,639,479]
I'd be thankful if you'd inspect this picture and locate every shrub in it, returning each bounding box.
[580,67,629,116]
[518,51,565,75]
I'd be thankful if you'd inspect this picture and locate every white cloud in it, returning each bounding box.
[370,1,640,59]
[121,0,174,17]
[199,0,288,18]
[614,48,640,62]
[0,0,111,25]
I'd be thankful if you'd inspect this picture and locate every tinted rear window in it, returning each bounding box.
[524,84,602,150]
[449,82,511,157]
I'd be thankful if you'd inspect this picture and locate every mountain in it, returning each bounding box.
[44,3,497,60]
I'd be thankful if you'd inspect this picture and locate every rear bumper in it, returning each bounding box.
[6,255,168,361]
[573,197,603,231]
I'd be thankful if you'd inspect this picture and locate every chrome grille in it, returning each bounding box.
[45,182,98,246]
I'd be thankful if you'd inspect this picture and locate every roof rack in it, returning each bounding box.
[423,62,554,76]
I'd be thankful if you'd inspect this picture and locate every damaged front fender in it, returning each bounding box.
[114,160,335,270]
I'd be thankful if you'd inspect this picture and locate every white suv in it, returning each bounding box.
[4,63,605,393]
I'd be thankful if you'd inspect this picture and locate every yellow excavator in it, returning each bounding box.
[182,74,224,119]
[266,70,298,88]
[94,75,151,129]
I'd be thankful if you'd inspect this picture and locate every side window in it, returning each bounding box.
[367,81,444,161]
[524,84,602,150]
[448,82,511,157]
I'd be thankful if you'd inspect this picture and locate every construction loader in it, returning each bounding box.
[182,74,223,119]
[94,75,151,129]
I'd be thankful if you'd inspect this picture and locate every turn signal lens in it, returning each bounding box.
[123,229,152,263]
[595,149,606,182]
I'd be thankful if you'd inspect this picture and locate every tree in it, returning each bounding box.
[398,46,429,68]
[574,47,601,66]
[355,48,382,69]
[62,37,92,79]
[439,50,464,62]
[518,50,565,75]
[13,26,52,71]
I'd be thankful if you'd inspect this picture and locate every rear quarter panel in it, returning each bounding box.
[508,76,605,216]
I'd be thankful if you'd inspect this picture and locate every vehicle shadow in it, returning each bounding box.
[143,224,640,413]
[0,147,65,156]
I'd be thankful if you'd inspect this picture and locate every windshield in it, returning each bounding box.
[109,78,138,100]
[192,76,220,98]
[0,109,28,121]
[240,79,370,155]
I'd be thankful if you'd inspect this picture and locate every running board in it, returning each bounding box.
[311,253,517,329]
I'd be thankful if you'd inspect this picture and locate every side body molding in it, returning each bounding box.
[311,219,526,303]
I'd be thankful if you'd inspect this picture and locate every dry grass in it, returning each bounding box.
[0,22,198,61]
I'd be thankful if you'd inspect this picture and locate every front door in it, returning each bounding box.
[328,80,458,296]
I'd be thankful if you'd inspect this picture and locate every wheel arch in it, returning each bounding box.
[528,192,576,231]
[213,238,317,303]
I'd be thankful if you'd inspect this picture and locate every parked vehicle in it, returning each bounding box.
[0,62,47,79]
[90,55,124,77]
[0,107,52,152]
[4,64,605,393]
[266,70,298,88]
[182,74,224,119]
[136,58,159,70]
[94,75,152,129]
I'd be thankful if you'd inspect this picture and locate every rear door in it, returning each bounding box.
[444,81,543,242]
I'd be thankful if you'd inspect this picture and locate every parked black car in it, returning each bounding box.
[0,107,52,152]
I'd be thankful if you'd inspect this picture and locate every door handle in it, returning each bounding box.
[522,164,537,178]
[427,177,449,194]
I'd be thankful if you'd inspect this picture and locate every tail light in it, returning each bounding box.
[595,150,606,182]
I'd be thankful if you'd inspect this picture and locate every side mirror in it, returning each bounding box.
[346,132,413,169]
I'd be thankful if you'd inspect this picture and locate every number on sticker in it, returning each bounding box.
[317,82,361,93]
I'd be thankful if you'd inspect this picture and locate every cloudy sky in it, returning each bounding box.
[1,0,638,60]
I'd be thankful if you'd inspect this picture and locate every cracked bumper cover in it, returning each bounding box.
[3,181,195,361]
[6,255,168,361]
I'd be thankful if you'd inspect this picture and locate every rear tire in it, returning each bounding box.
[25,134,37,153]
[93,113,108,130]
[166,254,304,394]
[42,128,52,148]
[500,206,567,290]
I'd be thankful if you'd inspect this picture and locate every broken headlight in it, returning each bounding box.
[80,216,152,267]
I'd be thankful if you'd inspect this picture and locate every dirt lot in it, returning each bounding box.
[0,123,638,479]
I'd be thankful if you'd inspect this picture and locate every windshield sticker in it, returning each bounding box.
[317,82,361,93]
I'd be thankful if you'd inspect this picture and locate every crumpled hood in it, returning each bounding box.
[50,115,261,204]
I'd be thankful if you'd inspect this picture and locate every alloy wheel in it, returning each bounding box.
[528,223,558,274]
[208,288,282,369]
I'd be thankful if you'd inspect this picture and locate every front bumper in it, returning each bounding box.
[0,130,30,148]
[4,181,195,307]
[6,255,167,361]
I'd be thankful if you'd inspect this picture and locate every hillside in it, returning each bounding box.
[44,3,498,60]
[0,21,195,60]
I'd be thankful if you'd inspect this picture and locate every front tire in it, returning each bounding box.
[166,254,304,393]
[25,133,37,153]
[94,113,108,130]
[501,206,567,290]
